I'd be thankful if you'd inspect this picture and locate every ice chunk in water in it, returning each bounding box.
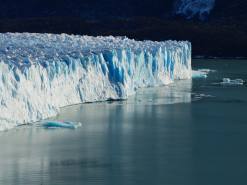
[40,121,82,129]
[192,69,215,78]
[221,78,244,86]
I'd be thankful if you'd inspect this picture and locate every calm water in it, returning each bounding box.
[0,60,247,185]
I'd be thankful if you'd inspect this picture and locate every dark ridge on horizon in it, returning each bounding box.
[0,0,247,20]
[0,0,247,57]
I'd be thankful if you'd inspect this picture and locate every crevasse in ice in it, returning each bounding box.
[0,33,191,131]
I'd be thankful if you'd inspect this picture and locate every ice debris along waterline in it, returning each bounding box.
[0,33,191,131]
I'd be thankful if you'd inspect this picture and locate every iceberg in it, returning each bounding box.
[0,33,191,131]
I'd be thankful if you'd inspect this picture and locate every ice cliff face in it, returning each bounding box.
[174,0,215,20]
[0,33,191,131]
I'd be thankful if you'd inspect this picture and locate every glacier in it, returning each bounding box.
[0,33,191,131]
[174,0,215,20]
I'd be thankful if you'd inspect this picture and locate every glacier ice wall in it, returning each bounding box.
[0,33,191,131]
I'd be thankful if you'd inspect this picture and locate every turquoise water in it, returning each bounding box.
[0,60,247,185]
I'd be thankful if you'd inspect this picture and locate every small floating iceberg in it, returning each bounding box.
[40,121,82,129]
[221,78,245,86]
[192,69,216,78]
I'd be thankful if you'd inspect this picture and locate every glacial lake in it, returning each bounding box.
[0,59,247,185]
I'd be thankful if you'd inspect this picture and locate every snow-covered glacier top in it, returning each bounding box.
[0,33,188,67]
[0,33,191,131]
